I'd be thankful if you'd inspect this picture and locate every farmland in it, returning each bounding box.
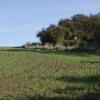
[0,48,100,100]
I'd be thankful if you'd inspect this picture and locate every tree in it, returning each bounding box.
[37,25,64,46]
[37,13,100,48]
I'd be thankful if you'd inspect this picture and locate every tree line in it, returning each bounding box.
[37,13,100,48]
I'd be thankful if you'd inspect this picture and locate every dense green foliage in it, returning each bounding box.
[0,48,100,100]
[37,13,100,47]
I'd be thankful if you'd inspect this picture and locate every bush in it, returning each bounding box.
[70,47,96,53]
[79,40,88,48]
[96,49,100,54]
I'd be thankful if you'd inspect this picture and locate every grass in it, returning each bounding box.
[0,47,100,100]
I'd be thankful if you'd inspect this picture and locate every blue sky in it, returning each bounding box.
[0,0,100,46]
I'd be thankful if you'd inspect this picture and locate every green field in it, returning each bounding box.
[0,48,100,100]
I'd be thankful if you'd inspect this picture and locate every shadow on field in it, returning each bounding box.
[0,48,96,57]
[5,93,100,100]
[29,94,100,100]
[27,96,68,100]
[5,95,69,100]
[53,75,100,100]
[4,75,100,100]
[56,74,100,84]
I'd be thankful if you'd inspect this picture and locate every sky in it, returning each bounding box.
[0,0,100,46]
